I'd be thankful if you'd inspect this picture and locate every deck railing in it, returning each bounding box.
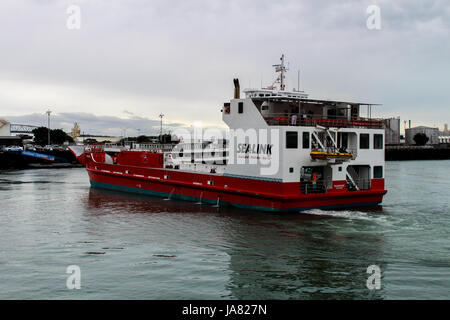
[300,179,329,194]
[263,114,383,128]
[103,143,126,150]
[133,143,176,152]
[311,147,358,160]
[102,143,175,152]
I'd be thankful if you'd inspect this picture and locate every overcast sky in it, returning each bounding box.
[1,0,449,135]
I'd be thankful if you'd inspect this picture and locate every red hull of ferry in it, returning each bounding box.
[85,153,387,212]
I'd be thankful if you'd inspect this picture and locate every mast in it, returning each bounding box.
[159,113,164,142]
[280,54,285,91]
[272,54,288,91]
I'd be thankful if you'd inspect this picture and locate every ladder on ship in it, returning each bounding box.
[346,166,360,191]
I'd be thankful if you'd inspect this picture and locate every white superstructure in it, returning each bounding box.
[221,55,385,191]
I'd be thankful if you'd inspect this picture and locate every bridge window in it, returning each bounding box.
[223,103,230,114]
[302,132,310,149]
[238,102,244,114]
[374,134,383,149]
[286,131,298,149]
[374,166,383,178]
[360,134,370,149]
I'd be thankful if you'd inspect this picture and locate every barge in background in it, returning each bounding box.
[70,55,387,212]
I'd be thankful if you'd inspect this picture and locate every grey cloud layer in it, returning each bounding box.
[6,112,185,136]
[1,0,449,132]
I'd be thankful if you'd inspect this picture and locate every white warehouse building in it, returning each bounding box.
[405,126,439,145]
[0,119,11,136]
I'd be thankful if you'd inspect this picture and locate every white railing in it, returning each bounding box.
[102,143,175,152]
[133,143,175,152]
[104,143,127,150]
[263,113,384,128]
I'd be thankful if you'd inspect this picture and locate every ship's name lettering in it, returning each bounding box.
[237,143,273,155]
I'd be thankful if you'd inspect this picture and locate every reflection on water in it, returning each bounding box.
[85,188,387,299]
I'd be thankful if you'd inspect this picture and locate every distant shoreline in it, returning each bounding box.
[2,147,450,170]
[386,146,450,161]
[0,150,78,170]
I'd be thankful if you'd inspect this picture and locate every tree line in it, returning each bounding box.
[32,127,73,145]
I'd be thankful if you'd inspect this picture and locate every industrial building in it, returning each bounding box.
[0,118,22,147]
[405,126,439,145]
[0,119,11,136]
[383,117,400,145]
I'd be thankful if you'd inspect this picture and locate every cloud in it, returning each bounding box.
[5,112,186,137]
[0,0,449,132]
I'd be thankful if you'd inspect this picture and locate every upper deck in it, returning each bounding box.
[248,92,383,129]
[225,55,383,130]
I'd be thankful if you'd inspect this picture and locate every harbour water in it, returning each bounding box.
[0,160,449,299]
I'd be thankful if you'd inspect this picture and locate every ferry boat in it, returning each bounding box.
[70,55,387,212]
